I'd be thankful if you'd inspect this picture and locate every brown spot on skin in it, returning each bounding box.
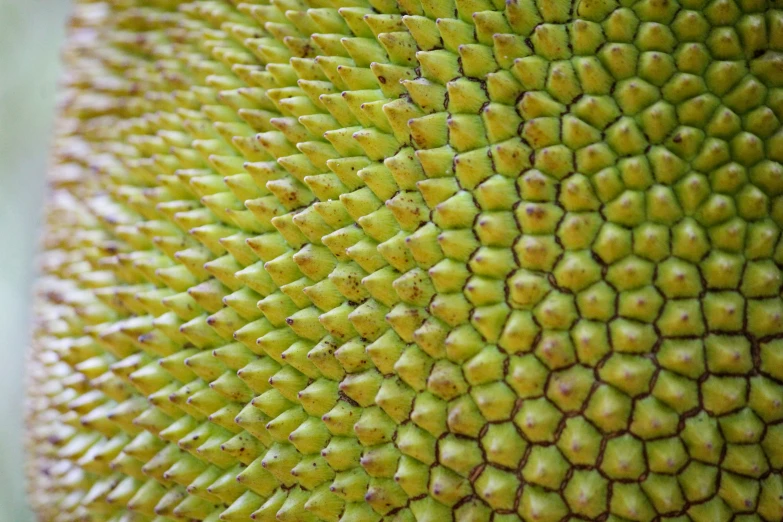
[526,205,545,219]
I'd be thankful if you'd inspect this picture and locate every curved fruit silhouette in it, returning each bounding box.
[26,1,783,521]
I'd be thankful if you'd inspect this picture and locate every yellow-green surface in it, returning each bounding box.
[26,0,783,521]
[0,1,69,521]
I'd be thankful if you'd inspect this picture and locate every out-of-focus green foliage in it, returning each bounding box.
[0,1,71,521]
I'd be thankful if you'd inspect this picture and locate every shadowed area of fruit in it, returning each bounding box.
[27,0,783,521]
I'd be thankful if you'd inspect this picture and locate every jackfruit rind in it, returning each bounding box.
[26,0,783,521]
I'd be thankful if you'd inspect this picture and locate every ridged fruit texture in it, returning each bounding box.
[26,0,783,520]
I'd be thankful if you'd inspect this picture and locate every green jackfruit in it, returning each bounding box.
[26,0,783,521]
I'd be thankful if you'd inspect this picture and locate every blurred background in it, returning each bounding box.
[0,0,72,520]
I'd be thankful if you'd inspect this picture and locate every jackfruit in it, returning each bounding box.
[25,0,783,521]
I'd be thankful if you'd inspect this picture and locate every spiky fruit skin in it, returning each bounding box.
[26,0,783,520]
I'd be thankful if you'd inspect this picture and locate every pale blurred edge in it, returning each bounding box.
[0,1,72,521]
